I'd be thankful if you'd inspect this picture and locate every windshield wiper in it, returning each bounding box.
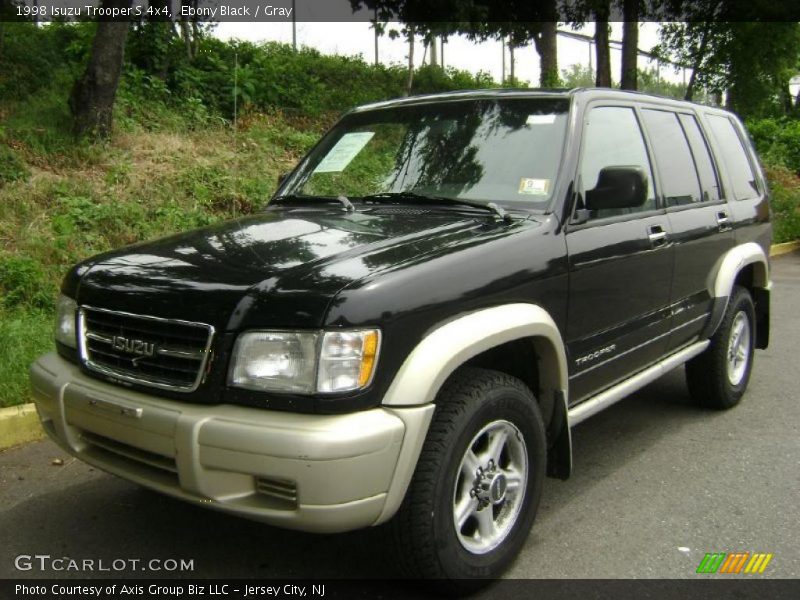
[361,192,513,223]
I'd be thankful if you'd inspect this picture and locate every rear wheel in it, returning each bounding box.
[390,367,546,586]
[686,286,755,409]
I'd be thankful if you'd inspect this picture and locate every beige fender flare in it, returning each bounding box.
[374,303,569,524]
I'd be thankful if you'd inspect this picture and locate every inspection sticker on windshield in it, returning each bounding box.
[314,132,375,173]
[526,114,557,125]
[519,178,550,195]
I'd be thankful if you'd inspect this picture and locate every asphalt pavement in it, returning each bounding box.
[1,253,798,583]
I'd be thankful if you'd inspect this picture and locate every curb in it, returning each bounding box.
[0,403,44,451]
[770,241,800,257]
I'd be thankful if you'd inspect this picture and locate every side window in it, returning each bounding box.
[579,106,656,220]
[641,109,702,206]
[678,113,721,202]
[706,114,759,200]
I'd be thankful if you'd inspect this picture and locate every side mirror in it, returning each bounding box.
[585,166,647,211]
[277,172,289,186]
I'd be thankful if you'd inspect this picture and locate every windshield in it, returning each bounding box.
[283,97,570,209]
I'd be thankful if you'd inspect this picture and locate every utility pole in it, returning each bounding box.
[373,8,379,66]
[501,36,506,84]
[509,42,515,84]
[292,0,297,51]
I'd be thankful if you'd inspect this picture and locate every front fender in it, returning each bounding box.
[374,303,570,524]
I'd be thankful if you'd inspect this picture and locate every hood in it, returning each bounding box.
[73,205,533,330]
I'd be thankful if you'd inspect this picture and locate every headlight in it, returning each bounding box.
[54,294,78,348]
[229,331,319,393]
[229,329,380,394]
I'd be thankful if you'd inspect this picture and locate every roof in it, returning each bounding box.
[349,87,721,114]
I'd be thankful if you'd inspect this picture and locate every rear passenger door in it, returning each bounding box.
[565,104,674,404]
[639,108,734,351]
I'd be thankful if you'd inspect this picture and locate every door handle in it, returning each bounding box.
[716,211,732,232]
[648,225,668,248]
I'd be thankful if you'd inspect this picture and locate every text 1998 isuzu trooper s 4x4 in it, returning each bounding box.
[31,88,771,582]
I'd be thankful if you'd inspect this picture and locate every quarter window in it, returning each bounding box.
[579,106,656,220]
[678,113,721,202]
[706,115,759,200]
[641,109,702,206]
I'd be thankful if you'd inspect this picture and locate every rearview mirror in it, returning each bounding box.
[585,166,647,211]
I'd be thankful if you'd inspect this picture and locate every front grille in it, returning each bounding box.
[79,306,214,392]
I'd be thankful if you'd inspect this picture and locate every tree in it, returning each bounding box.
[657,16,800,116]
[349,0,561,88]
[593,2,611,88]
[620,0,639,90]
[69,0,134,138]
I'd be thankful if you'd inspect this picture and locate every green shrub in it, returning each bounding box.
[0,254,54,310]
[0,144,29,184]
[0,309,54,408]
[747,118,800,175]
[766,167,800,243]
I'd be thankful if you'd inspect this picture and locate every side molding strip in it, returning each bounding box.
[568,340,709,427]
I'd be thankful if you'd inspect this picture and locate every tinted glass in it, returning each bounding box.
[579,106,655,219]
[287,99,570,207]
[706,114,759,200]
[642,109,701,206]
[641,109,702,206]
[678,113,720,202]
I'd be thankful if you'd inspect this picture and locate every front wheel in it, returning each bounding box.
[686,286,755,409]
[390,367,546,585]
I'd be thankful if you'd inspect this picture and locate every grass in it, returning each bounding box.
[0,309,53,408]
[0,87,328,408]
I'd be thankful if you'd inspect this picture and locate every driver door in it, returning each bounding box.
[565,104,674,404]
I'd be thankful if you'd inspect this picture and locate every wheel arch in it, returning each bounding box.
[381,303,568,410]
[375,304,571,525]
[704,242,771,348]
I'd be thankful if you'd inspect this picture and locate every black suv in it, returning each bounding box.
[32,88,771,582]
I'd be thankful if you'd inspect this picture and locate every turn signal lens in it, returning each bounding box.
[317,329,381,393]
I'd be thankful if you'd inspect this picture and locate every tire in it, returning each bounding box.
[390,367,546,587]
[686,286,755,410]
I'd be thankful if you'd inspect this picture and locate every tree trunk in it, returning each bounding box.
[68,0,132,138]
[406,24,415,96]
[780,83,794,115]
[180,0,195,60]
[533,22,558,87]
[509,43,515,84]
[429,36,438,67]
[594,5,612,88]
[685,23,711,101]
[620,0,639,90]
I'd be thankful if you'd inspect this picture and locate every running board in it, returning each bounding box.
[568,340,710,427]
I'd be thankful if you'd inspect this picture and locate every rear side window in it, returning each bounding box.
[678,113,721,202]
[706,115,759,200]
[579,106,656,219]
[641,109,702,206]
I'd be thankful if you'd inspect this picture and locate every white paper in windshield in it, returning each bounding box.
[313,132,375,173]
[526,114,557,125]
